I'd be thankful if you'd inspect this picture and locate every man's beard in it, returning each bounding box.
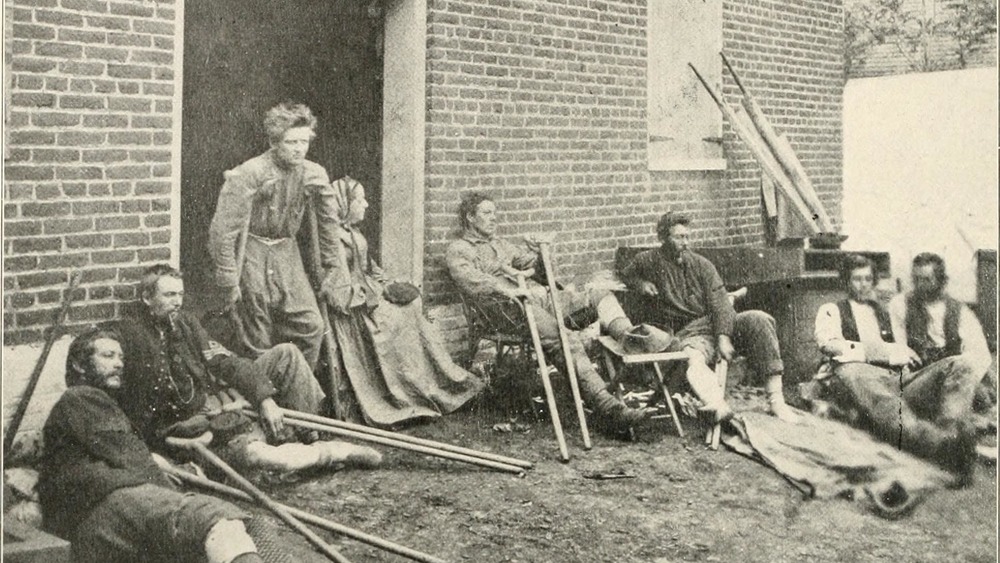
[914,286,944,302]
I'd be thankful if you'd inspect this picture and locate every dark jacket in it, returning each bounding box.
[38,386,170,540]
[113,307,276,446]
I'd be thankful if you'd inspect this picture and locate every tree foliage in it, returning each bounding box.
[845,0,997,74]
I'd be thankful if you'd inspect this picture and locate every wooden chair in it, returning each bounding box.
[457,292,541,417]
[596,335,687,437]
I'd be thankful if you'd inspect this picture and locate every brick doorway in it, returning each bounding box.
[179,0,384,307]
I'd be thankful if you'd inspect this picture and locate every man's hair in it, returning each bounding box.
[65,326,121,387]
[656,212,691,243]
[263,102,317,144]
[912,252,948,285]
[458,191,494,231]
[839,254,875,286]
[139,263,183,301]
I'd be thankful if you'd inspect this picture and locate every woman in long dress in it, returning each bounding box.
[319,177,484,426]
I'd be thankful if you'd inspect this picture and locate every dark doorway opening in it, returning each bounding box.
[181,0,383,307]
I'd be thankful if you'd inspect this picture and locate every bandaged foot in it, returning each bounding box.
[765,375,801,423]
[204,518,258,563]
[315,441,383,469]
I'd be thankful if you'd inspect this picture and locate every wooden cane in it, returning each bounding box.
[162,466,446,563]
[3,271,81,455]
[166,435,350,563]
[278,408,533,469]
[538,243,592,450]
[709,359,728,451]
[306,204,345,420]
[516,274,570,462]
[242,410,525,474]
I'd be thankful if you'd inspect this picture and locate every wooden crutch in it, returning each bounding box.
[516,274,570,462]
[165,434,350,563]
[538,242,592,450]
[706,359,728,451]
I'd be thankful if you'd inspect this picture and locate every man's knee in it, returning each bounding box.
[736,310,776,331]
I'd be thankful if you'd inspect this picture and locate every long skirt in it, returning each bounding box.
[330,298,485,427]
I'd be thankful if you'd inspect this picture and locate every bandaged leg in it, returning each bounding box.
[242,440,382,472]
[204,519,259,563]
[596,294,633,340]
[684,348,731,422]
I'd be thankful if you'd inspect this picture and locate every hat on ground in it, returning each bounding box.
[620,323,674,355]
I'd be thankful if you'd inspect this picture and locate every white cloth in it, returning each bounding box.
[887,294,992,375]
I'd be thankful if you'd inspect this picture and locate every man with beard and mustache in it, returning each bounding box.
[621,212,798,423]
[112,264,381,474]
[812,253,990,486]
[37,327,319,563]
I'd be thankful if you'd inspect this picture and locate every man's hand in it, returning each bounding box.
[637,281,659,296]
[501,286,532,301]
[904,346,923,368]
[717,335,736,362]
[225,286,242,308]
[257,398,284,440]
[523,233,554,252]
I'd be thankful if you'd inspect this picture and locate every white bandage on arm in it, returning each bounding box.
[204,519,258,563]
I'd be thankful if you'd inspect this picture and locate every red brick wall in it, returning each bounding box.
[422,0,845,344]
[3,0,179,345]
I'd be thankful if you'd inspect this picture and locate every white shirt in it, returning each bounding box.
[887,294,992,375]
[814,299,911,366]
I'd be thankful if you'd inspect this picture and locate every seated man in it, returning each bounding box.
[113,264,380,473]
[37,327,322,563]
[446,192,651,428]
[813,253,987,485]
[620,212,797,422]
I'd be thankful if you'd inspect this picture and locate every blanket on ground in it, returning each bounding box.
[723,411,952,518]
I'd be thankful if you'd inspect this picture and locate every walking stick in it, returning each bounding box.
[706,359,728,451]
[278,407,533,469]
[166,434,350,563]
[306,204,345,420]
[516,274,570,462]
[538,243,592,450]
[162,466,446,563]
[3,271,81,455]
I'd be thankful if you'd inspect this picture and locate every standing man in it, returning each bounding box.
[620,212,797,423]
[37,327,308,563]
[446,192,651,429]
[209,102,337,370]
[813,254,984,485]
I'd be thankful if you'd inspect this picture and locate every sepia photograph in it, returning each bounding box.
[2,0,997,561]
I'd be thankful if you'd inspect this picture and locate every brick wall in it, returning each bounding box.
[3,0,180,346]
[422,0,845,348]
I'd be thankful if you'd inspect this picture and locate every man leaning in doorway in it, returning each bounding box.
[209,102,339,371]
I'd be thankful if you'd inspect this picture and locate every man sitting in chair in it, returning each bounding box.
[620,212,798,423]
[112,264,381,474]
[446,191,653,429]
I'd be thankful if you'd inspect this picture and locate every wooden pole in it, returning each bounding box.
[688,62,821,234]
[305,205,345,420]
[538,243,592,450]
[162,466,447,563]
[3,271,82,455]
[167,437,350,563]
[709,360,728,451]
[517,274,570,462]
[719,52,834,232]
[280,408,533,469]
[243,410,526,474]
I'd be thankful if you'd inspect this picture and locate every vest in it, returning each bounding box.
[837,299,894,343]
[905,294,962,364]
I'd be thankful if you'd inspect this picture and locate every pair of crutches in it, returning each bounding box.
[515,242,591,462]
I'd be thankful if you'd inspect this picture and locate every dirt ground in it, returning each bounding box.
[249,392,997,563]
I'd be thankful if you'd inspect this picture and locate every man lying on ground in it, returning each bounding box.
[446,191,653,429]
[37,327,327,563]
[812,253,991,486]
[620,212,799,423]
[112,263,381,474]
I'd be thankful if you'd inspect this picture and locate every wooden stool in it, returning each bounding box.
[596,335,686,437]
